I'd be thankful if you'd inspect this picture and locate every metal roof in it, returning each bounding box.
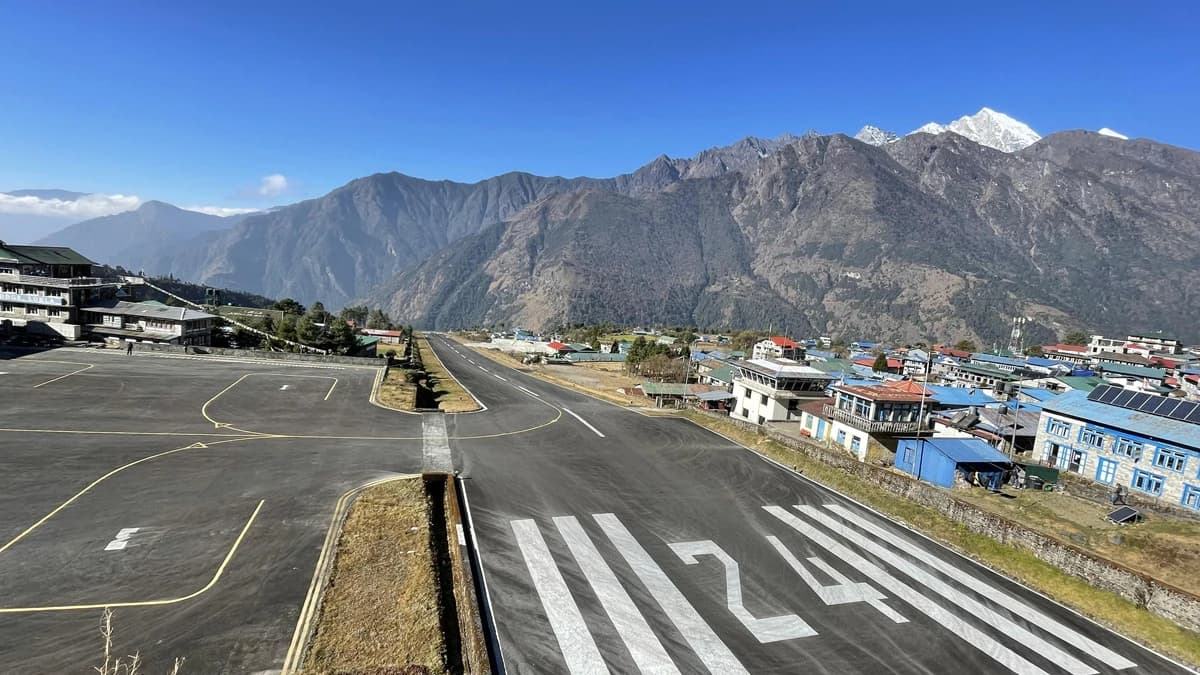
[82,300,216,321]
[1099,363,1167,380]
[736,359,832,379]
[924,385,999,407]
[1054,375,1106,392]
[0,244,95,266]
[918,438,1013,464]
[971,353,1027,369]
[1041,390,1200,451]
[833,383,926,402]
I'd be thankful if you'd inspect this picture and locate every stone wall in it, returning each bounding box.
[694,408,1200,634]
[131,341,382,367]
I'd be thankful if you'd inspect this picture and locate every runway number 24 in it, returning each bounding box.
[669,539,905,643]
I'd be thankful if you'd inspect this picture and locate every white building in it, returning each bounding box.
[82,300,216,346]
[0,243,120,339]
[730,359,832,425]
[751,336,802,361]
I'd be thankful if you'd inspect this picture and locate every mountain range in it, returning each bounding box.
[16,109,1200,343]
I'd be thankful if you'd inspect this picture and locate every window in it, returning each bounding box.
[836,430,847,445]
[757,415,764,425]
[48,308,61,318]
[1045,418,1071,437]
[902,446,914,465]
[1131,469,1165,496]
[854,398,870,418]
[1079,429,1104,449]
[25,306,38,315]
[850,436,862,453]
[740,407,748,418]
[1153,448,1188,473]
[1112,437,1143,458]
[1183,485,1200,512]
[760,393,768,405]
[1096,458,1118,485]
[742,386,750,399]
[0,303,11,312]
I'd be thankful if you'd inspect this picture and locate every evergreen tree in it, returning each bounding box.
[276,316,298,345]
[367,309,392,330]
[1063,330,1089,346]
[330,319,358,354]
[296,315,319,345]
[272,298,305,316]
[590,337,601,352]
[954,339,978,352]
[610,340,621,354]
[340,305,369,326]
[871,353,889,372]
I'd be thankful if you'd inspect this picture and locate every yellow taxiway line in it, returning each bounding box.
[0,436,255,557]
[0,500,264,613]
[29,360,95,388]
[279,475,417,673]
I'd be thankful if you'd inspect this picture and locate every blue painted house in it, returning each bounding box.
[895,437,1014,489]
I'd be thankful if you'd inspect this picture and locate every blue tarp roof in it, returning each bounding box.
[1025,357,1071,369]
[1042,391,1200,450]
[921,438,1012,464]
[925,385,998,407]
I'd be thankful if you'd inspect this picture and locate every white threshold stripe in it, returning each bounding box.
[796,506,1096,675]
[763,506,1048,675]
[554,517,681,674]
[563,407,605,437]
[510,519,608,674]
[594,513,749,675]
[823,504,1137,670]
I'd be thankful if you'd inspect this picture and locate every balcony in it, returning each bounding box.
[824,404,924,434]
[13,273,109,288]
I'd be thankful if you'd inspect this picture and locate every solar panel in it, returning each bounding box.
[1176,400,1199,420]
[1113,390,1137,407]
[1107,506,1141,524]
[1152,398,1180,416]
[1098,386,1122,404]
[1086,385,1109,402]
[1126,393,1152,410]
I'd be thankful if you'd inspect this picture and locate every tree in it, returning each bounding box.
[308,301,329,324]
[610,340,621,354]
[367,308,392,330]
[340,305,369,326]
[330,318,358,354]
[954,339,978,352]
[275,316,298,347]
[590,337,601,352]
[1063,330,1089,346]
[296,315,319,345]
[1023,345,1045,357]
[272,298,306,316]
[871,353,889,372]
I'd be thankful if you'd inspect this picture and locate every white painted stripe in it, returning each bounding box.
[104,540,128,551]
[456,523,466,546]
[563,407,605,438]
[763,506,1049,675]
[554,516,680,674]
[479,366,490,373]
[494,374,508,382]
[796,505,1096,674]
[516,385,541,398]
[511,519,608,674]
[822,503,1137,670]
[594,513,748,675]
[468,359,476,365]
[421,415,453,472]
[765,536,906,624]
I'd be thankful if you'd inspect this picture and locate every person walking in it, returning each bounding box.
[126,340,133,356]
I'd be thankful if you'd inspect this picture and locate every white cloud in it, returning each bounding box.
[183,205,262,217]
[258,173,289,197]
[0,192,142,219]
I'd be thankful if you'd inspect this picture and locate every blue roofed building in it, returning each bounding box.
[1024,357,1073,376]
[924,384,999,409]
[895,437,1014,489]
[969,352,1029,374]
[1035,385,1200,509]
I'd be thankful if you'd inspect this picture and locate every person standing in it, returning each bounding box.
[126,340,133,356]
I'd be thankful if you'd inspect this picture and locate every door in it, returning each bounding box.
[1066,449,1086,474]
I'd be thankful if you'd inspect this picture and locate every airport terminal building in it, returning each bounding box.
[0,242,120,339]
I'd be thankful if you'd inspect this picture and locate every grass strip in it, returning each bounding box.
[375,367,419,411]
[418,335,480,412]
[680,410,1200,668]
[301,478,446,674]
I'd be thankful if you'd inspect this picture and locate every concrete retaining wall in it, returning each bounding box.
[695,409,1200,634]
[131,341,382,367]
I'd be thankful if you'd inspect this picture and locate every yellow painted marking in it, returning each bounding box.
[0,436,254,557]
[201,372,338,433]
[0,428,251,438]
[201,373,254,429]
[280,476,418,674]
[30,361,94,388]
[0,500,264,613]
[186,442,208,449]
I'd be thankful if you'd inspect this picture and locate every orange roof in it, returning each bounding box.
[769,336,798,348]
[883,379,933,396]
[1043,343,1088,354]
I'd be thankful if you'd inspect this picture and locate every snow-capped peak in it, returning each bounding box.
[854,125,899,146]
[907,107,1041,152]
[1098,127,1128,140]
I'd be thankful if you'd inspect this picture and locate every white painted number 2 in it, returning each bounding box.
[670,540,817,643]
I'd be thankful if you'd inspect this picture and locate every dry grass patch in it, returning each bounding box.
[465,345,652,408]
[418,336,480,413]
[375,367,419,411]
[302,478,446,674]
[679,410,1200,667]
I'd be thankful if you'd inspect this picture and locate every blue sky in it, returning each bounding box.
[1,0,1197,213]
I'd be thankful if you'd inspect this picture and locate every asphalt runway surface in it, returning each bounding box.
[0,340,1191,674]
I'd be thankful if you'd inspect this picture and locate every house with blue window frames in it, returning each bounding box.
[1034,385,1200,510]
